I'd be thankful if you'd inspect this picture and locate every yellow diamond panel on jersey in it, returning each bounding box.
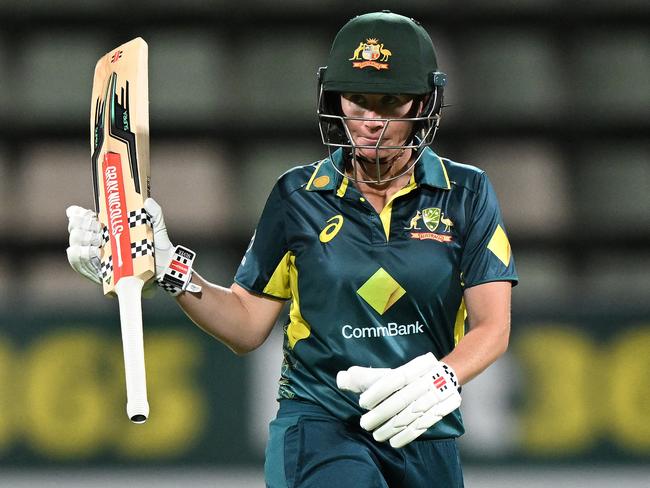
[488,224,512,267]
[357,267,407,315]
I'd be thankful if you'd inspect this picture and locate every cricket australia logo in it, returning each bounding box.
[407,207,454,242]
[349,38,392,70]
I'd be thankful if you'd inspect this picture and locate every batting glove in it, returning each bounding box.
[66,204,159,295]
[66,199,200,296]
[66,205,103,285]
[337,353,461,448]
[142,198,173,279]
[143,198,201,296]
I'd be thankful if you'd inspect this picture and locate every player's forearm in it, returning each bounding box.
[442,318,510,386]
[174,272,269,355]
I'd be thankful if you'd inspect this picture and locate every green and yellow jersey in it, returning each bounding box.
[235,147,518,439]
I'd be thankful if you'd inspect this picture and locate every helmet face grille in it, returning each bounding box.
[316,85,443,184]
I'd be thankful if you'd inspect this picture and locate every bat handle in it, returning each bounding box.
[115,276,149,423]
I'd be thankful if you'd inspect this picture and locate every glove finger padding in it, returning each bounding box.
[143,198,202,296]
[388,394,462,449]
[66,244,102,285]
[372,405,424,443]
[143,197,174,278]
[371,389,441,442]
[66,206,101,233]
[69,227,102,247]
[66,205,103,285]
[336,366,391,393]
[144,198,171,248]
[359,353,438,410]
[360,374,433,431]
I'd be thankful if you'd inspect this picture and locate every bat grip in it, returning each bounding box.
[115,276,149,423]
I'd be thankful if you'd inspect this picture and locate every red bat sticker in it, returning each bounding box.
[102,152,133,283]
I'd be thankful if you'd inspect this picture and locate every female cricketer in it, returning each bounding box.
[67,11,518,488]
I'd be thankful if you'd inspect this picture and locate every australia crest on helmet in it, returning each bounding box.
[349,38,392,70]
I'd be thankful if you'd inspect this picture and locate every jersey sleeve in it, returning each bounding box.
[234,183,292,300]
[460,171,518,288]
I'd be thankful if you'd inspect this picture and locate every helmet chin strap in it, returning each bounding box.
[352,148,410,184]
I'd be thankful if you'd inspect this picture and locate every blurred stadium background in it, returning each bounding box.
[0,0,648,486]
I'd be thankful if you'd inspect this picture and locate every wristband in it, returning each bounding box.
[156,245,202,296]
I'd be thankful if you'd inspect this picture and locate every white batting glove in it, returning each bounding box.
[337,353,461,448]
[336,366,391,393]
[66,205,103,285]
[66,201,173,285]
[143,198,202,296]
[142,198,174,279]
[66,198,193,296]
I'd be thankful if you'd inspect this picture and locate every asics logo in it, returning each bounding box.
[319,215,344,243]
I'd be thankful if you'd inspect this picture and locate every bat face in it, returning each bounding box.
[91,38,155,295]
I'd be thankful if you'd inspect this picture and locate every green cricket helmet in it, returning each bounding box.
[317,11,447,183]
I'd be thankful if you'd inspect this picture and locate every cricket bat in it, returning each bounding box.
[90,38,154,423]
